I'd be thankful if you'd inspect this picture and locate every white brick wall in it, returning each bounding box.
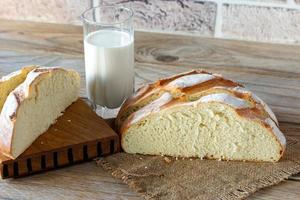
[0,0,90,24]
[96,0,300,44]
[222,4,300,44]
[208,0,300,44]
[0,0,300,44]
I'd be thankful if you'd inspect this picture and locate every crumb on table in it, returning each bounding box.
[164,157,171,163]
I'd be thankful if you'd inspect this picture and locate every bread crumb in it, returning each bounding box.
[40,141,44,145]
[200,157,203,160]
[175,157,178,160]
[189,158,193,161]
[218,158,222,161]
[164,157,171,163]
[67,119,71,122]
[145,166,148,169]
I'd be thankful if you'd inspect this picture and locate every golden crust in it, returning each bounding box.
[116,70,236,131]
[116,70,204,128]
[0,65,36,82]
[118,70,277,132]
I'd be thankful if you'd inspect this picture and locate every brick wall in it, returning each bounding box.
[0,0,300,44]
[0,0,90,24]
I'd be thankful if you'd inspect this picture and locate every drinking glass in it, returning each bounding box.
[81,5,134,118]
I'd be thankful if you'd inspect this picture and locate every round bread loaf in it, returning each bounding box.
[117,70,285,162]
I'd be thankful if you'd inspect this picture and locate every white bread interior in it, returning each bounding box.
[0,67,80,158]
[118,70,286,162]
[0,66,36,112]
[122,101,283,162]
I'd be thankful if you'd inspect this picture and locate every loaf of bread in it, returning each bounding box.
[0,66,36,112]
[117,70,286,162]
[0,67,80,158]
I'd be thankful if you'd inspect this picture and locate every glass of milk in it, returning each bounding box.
[81,5,134,118]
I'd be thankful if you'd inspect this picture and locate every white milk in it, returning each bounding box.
[84,30,134,108]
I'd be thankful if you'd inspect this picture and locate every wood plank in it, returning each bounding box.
[0,163,141,200]
[0,19,299,199]
[0,19,83,56]
[134,32,300,72]
[1,19,300,71]
[249,181,300,200]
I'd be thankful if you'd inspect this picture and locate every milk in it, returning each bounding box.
[84,30,134,108]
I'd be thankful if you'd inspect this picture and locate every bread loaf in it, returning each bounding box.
[117,70,286,162]
[0,66,36,112]
[0,67,80,158]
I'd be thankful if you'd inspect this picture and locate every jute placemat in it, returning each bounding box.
[97,137,300,200]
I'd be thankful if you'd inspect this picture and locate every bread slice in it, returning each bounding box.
[119,71,286,162]
[0,66,36,112]
[0,67,80,158]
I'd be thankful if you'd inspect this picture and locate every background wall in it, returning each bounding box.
[0,0,299,44]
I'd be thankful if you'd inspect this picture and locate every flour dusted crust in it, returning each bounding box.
[116,70,241,130]
[0,67,80,158]
[0,65,37,112]
[118,70,286,162]
[212,86,278,125]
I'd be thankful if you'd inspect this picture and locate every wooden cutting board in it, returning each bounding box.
[0,98,119,179]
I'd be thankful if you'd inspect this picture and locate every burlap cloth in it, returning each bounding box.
[97,137,300,200]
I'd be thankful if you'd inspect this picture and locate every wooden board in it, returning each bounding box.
[0,98,119,179]
[0,19,299,199]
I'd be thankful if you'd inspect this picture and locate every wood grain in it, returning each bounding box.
[0,19,299,199]
[0,99,119,179]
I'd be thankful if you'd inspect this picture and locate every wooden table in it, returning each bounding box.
[0,19,299,199]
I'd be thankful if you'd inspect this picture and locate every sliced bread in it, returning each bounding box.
[0,66,36,112]
[0,67,80,158]
[118,71,285,162]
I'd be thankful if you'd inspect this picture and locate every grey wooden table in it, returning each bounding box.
[0,19,299,199]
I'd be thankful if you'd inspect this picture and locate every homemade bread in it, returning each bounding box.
[0,67,80,158]
[117,70,286,162]
[0,66,36,112]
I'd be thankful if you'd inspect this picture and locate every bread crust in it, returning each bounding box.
[0,65,36,82]
[0,65,37,112]
[118,70,278,131]
[0,67,79,158]
[116,70,241,131]
[116,70,204,129]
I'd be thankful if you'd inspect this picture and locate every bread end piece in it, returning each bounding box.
[0,67,80,158]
